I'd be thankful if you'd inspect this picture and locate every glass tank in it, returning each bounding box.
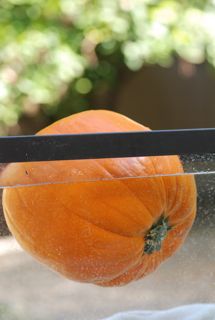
[0,150,215,319]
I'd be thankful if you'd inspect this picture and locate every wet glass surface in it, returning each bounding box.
[0,153,215,188]
[0,155,215,320]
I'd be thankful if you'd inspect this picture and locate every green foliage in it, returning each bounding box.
[0,0,215,133]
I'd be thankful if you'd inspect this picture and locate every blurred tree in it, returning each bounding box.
[0,0,215,134]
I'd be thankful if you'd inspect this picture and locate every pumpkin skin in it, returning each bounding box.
[2,110,197,286]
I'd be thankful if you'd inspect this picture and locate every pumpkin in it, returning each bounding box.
[2,110,197,286]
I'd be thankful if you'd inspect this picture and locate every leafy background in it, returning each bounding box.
[1,0,215,135]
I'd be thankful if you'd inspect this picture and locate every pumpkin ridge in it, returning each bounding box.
[94,252,150,286]
[86,249,144,284]
[168,185,197,225]
[148,156,168,212]
[130,157,167,219]
[7,185,146,241]
[56,194,145,239]
[93,160,153,230]
[168,204,196,230]
[4,194,145,282]
[120,178,155,224]
[93,260,143,286]
[94,157,155,226]
[168,176,185,218]
[160,157,181,213]
[91,215,175,286]
[133,156,168,222]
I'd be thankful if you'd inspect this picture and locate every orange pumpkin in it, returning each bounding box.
[2,110,197,286]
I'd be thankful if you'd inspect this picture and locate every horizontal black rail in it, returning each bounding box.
[0,128,215,163]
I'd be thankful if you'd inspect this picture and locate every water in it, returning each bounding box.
[0,160,215,319]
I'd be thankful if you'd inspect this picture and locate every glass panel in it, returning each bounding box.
[0,170,214,319]
[0,153,215,188]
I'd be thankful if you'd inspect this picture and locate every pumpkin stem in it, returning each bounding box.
[144,216,171,255]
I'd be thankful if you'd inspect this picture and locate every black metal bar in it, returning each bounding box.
[0,128,215,163]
